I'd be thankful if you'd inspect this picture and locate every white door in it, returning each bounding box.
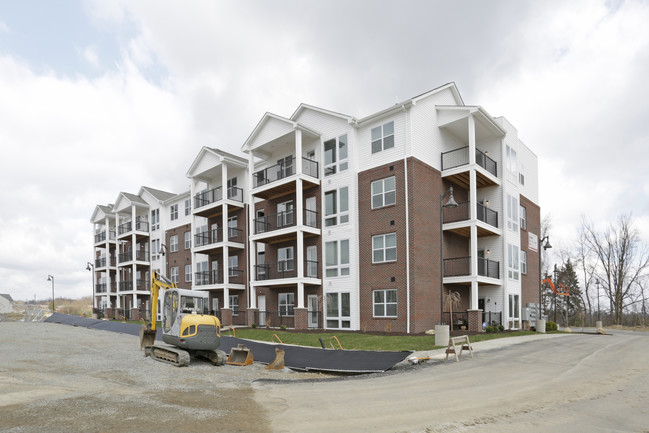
[306,245,318,278]
[211,261,219,284]
[308,295,318,328]
[257,295,267,327]
[305,196,317,227]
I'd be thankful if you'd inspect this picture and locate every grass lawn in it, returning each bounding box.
[224,328,542,351]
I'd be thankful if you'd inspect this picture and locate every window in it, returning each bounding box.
[229,295,239,315]
[184,199,191,216]
[371,121,394,154]
[277,201,294,228]
[170,235,178,252]
[151,209,160,231]
[521,250,527,275]
[278,247,294,272]
[519,161,525,185]
[325,187,349,227]
[509,294,520,319]
[373,233,397,263]
[184,231,191,249]
[170,204,178,221]
[507,195,519,232]
[171,266,179,283]
[326,292,350,328]
[373,289,397,317]
[185,264,192,282]
[371,177,396,209]
[508,244,519,280]
[227,177,238,199]
[324,134,348,176]
[228,255,239,277]
[325,240,350,277]
[151,239,160,260]
[279,293,295,316]
[228,216,238,239]
[520,205,527,231]
[277,156,294,179]
[506,145,518,183]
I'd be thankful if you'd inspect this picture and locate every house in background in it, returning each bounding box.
[0,294,14,314]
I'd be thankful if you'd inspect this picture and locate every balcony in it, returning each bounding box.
[194,268,245,286]
[194,186,244,210]
[117,220,149,236]
[252,157,319,199]
[94,230,116,244]
[118,251,150,263]
[118,279,149,292]
[95,283,107,293]
[255,260,297,281]
[194,227,245,250]
[254,209,319,236]
[443,201,499,236]
[443,257,500,279]
[441,147,498,189]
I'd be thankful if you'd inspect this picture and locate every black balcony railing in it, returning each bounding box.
[226,186,244,202]
[135,279,149,291]
[255,260,297,280]
[305,260,319,278]
[253,158,296,188]
[109,282,117,292]
[195,227,244,246]
[118,252,132,263]
[95,257,107,268]
[483,311,502,327]
[195,187,222,208]
[95,283,107,293]
[304,209,319,228]
[477,203,498,228]
[254,209,296,234]
[253,310,295,328]
[135,250,150,261]
[441,146,497,178]
[443,257,500,278]
[117,220,149,235]
[302,157,319,179]
[95,231,106,243]
[118,222,132,235]
[477,258,500,279]
[119,281,132,291]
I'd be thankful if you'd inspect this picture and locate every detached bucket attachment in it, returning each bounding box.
[226,344,254,366]
[139,325,156,355]
[265,348,285,370]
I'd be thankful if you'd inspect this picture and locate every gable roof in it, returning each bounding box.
[241,112,320,154]
[290,103,355,123]
[0,294,13,303]
[140,186,176,202]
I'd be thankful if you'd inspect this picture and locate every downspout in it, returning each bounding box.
[403,103,412,334]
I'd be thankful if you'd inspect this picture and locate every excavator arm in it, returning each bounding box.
[140,270,176,349]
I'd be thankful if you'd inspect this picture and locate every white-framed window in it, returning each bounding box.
[326,292,350,328]
[325,187,349,227]
[184,231,191,249]
[184,199,191,216]
[170,266,179,283]
[151,209,160,231]
[170,204,178,221]
[278,247,294,272]
[373,289,397,317]
[277,155,294,178]
[279,293,295,316]
[185,264,192,282]
[506,145,518,183]
[228,255,238,277]
[519,161,525,186]
[373,233,397,263]
[521,250,527,275]
[151,239,160,260]
[228,216,238,239]
[277,200,294,228]
[371,121,395,154]
[371,176,396,209]
[229,295,239,315]
[520,205,527,231]
[325,240,350,277]
[509,294,520,319]
[227,177,238,199]
[508,243,519,280]
[324,134,348,176]
[170,235,178,252]
[507,195,519,232]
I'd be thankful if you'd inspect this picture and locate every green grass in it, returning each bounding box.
[224,328,541,352]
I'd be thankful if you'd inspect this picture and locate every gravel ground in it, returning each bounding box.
[0,322,318,433]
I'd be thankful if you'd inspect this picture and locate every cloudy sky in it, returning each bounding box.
[1,0,648,301]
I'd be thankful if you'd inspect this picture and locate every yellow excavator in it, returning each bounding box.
[139,271,227,367]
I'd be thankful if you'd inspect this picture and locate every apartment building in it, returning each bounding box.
[91,82,541,333]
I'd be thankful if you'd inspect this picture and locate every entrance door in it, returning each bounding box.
[307,295,318,328]
[257,295,267,327]
[306,245,318,278]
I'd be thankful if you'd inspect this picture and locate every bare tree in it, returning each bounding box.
[581,214,649,325]
[576,223,598,323]
[445,290,461,331]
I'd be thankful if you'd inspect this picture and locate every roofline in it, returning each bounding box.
[290,103,355,123]
[241,112,320,153]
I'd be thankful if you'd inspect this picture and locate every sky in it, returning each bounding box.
[1,0,648,302]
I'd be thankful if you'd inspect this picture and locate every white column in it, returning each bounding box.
[248,153,257,310]
[468,114,476,165]
[222,162,229,287]
[295,129,303,175]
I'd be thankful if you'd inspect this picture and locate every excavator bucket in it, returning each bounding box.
[226,344,254,366]
[265,348,285,370]
[139,325,156,354]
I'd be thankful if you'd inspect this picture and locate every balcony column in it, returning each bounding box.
[470,280,479,310]
[468,114,476,166]
[297,176,304,309]
[248,154,257,310]
[295,129,303,175]
[222,162,229,286]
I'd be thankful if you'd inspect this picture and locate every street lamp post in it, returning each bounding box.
[47,275,55,312]
[86,262,95,311]
[538,235,552,318]
[553,264,558,324]
[439,185,458,324]
[596,278,601,322]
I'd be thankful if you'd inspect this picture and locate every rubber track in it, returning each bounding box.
[150,345,191,367]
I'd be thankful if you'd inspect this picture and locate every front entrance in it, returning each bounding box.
[478,298,485,311]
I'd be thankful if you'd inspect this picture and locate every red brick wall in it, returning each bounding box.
[520,194,541,308]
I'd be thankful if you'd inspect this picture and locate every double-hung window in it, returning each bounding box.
[508,244,519,280]
[228,255,239,277]
[279,293,295,316]
[372,233,397,263]
[371,176,396,209]
[229,295,239,315]
[520,250,527,275]
[325,240,350,277]
[324,134,348,176]
[507,195,519,232]
[170,266,179,283]
[184,199,191,216]
[151,209,160,231]
[278,247,294,272]
[185,264,192,283]
[170,204,178,221]
[228,216,238,239]
[325,187,349,227]
[184,231,191,249]
[326,292,350,328]
[371,121,394,154]
[170,235,178,252]
[373,289,397,317]
[520,205,527,230]
[506,145,518,183]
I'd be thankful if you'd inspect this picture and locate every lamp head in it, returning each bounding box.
[443,186,458,208]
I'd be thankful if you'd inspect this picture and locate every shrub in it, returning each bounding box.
[251,323,257,328]
[485,325,499,333]
[498,325,505,331]
[280,324,287,330]
[546,320,558,331]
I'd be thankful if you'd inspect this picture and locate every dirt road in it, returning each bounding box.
[1,322,648,432]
